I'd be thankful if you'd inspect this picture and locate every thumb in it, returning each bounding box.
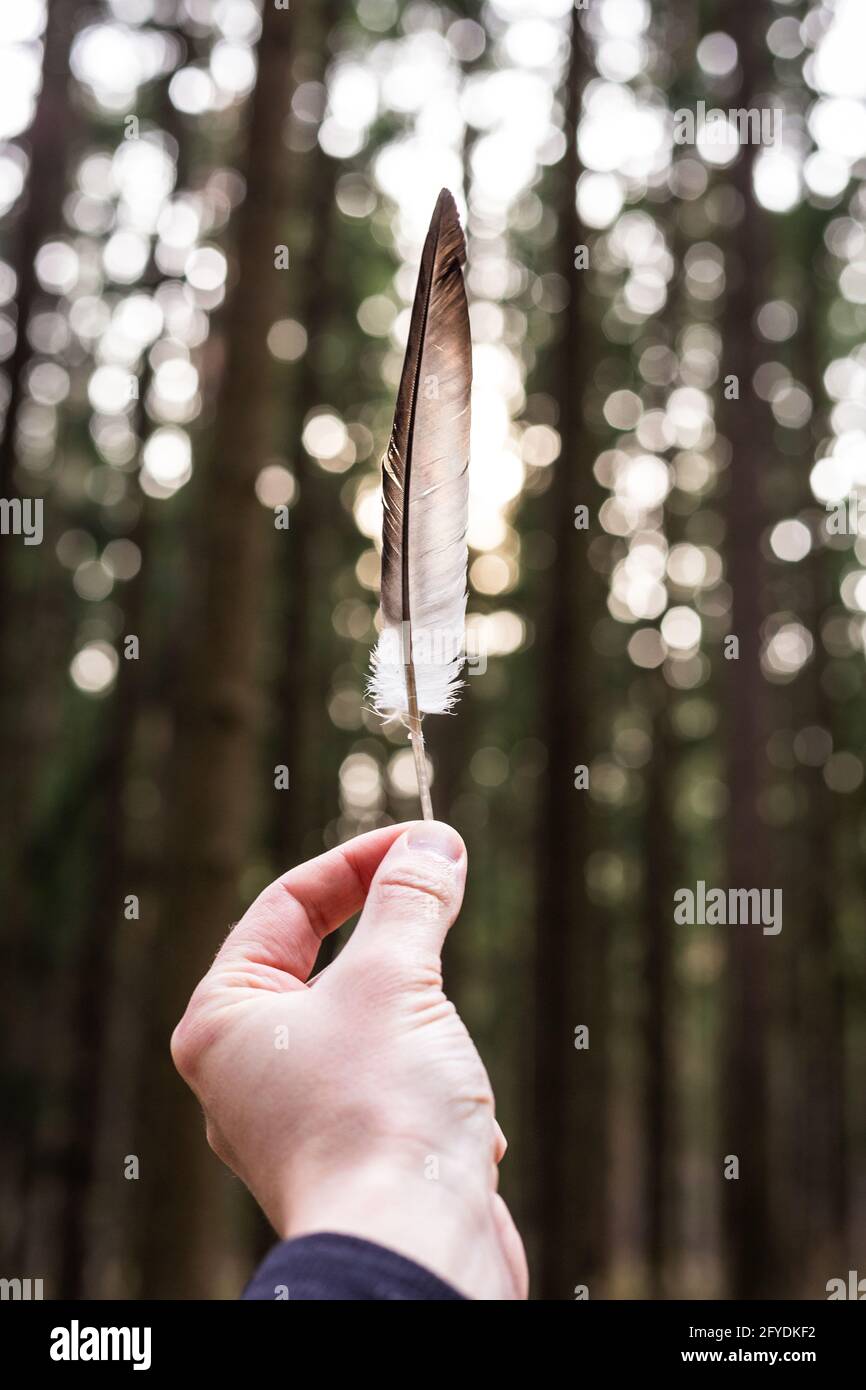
[344,820,467,967]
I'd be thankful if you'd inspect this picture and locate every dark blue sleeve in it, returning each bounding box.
[242,1232,467,1301]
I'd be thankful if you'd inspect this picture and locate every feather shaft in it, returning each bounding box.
[368,189,471,816]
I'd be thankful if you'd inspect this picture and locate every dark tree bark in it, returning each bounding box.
[643,692,673,1295]
[0,0,85,1275]
[274,0,344,881]
[0,0,84,954]
[717,0,776,1298]
[532,7,606,1300]
[639,0,699,1294]
[137,2,293,1297]
[795,206,847,1285]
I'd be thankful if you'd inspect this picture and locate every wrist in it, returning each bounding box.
[278,1156,492,1298]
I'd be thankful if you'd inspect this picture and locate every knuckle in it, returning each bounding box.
[169,975,227,1082]
[170,998,218,1081]
[375,863,453,914]
[169,1014,199,1079]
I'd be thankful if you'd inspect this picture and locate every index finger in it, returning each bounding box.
[214,822,413,984]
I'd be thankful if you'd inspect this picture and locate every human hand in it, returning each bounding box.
[171,820,528,1300]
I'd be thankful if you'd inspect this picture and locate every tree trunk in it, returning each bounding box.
[796,206,847,1287]
[137,3,293,1297]
[718,0,775,1298]
[274,0,343,880]
[533,7,606,1300]
[0,0,84,1275]
[644,692,673,1295]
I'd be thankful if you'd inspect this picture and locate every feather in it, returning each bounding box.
[367,188,472,819]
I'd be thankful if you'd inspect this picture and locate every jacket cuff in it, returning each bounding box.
[242,1232,468,1301]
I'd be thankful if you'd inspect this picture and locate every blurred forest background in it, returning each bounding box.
[0,0,864,1301]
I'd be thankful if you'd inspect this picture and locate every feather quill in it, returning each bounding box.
[368,189,472,820]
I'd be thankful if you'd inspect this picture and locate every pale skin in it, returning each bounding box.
[171,819,529,1300]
